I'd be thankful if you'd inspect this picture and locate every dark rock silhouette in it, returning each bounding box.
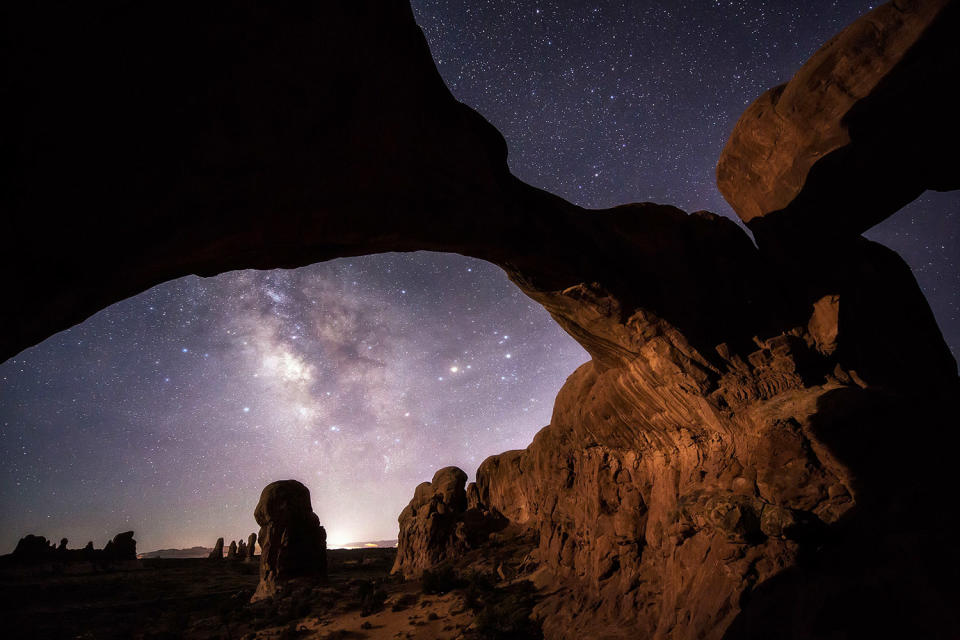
[12,535,55,562]
[246,533,257,560]
[2,0,958,637]
[236,539,246,559]
[7,532,138,568]
[226,540,237,560]
[207,538,224,561]
[251,480,327,602]
[102,531,137,562]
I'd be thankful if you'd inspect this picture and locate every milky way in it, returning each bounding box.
[1,1,956,553]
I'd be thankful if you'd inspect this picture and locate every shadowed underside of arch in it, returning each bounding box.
[4,1,959,638]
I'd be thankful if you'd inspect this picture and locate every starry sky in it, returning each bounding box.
[1,1,957,554]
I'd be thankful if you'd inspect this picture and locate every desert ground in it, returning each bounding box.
[0,537,540,640]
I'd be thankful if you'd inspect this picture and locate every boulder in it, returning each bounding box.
[251,480,327,602]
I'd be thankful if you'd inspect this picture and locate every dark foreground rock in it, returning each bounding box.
[251,480,327,602]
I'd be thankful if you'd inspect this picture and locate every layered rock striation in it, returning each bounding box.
[3,0,959,638]
[716,0,959,242]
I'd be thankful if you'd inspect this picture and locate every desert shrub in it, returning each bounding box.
[357,579,388,616]
[462,570,496,610]
[421,564,464,595]
[390,592,419,612]
[278,622,308,640]
[472,582,542,640]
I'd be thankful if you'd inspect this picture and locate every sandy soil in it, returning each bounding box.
[1,540,540,639]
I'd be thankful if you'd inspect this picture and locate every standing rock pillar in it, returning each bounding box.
[251,480,327,601]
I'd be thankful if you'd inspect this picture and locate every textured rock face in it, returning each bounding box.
[251,480,327,602]
[3,0,959,638]
[717,0,959,241]
[392,467,507,577]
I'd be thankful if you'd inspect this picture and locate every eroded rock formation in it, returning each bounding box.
[208,538,224,561]
[247,533,257,560]
[3,0,958,638]
[12,535,56,562]
[102,531,137,562]
[392,467,507,577]
[716,0,959,242]
[7,533,138,567]
[251,480,328,602]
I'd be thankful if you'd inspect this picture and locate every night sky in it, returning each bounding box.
[1,1,956,554]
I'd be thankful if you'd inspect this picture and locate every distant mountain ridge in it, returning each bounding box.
[139,546,212,559]
[333,539,397,549]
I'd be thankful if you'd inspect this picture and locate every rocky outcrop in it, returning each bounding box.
[236,539,247,559]
[251,480,328,602]
[717,0,959,242]
[208,538,224,561]
[3,0,958,638]
[7,533,138,568]
[247,533,257,560]
[392,467,507,577]
[12,535,56,562]
[102,531,137,562]
[226,540,238,560]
